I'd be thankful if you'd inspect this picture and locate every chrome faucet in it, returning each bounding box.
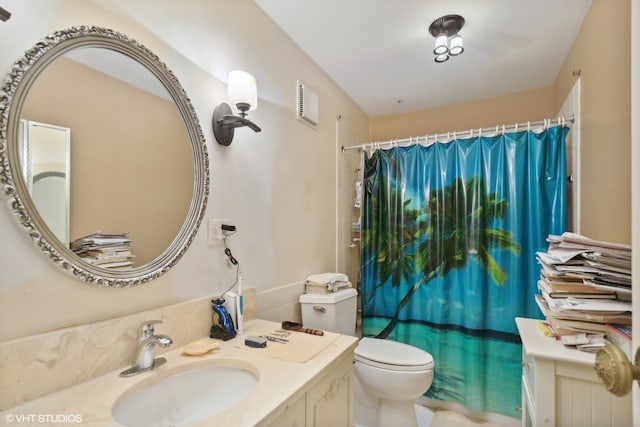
[120,320,173,377]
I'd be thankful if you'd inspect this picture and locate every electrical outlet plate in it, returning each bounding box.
[207,218,227,246]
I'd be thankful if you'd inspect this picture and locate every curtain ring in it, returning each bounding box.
[502,124,506,134]
[453,131,457,140]
[527,121,531,132]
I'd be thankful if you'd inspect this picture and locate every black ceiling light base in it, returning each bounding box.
[428,14,465,38]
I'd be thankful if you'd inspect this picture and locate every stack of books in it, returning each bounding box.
[70,231,134,269]
[535,232,632,352]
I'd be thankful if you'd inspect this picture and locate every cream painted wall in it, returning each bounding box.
[370,87,554,141]
[0,0,369,341]
[553,0,631,243]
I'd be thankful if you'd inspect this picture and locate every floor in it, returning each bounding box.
[416,405,505,427]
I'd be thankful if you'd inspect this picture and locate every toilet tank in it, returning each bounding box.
[299,288,358,335]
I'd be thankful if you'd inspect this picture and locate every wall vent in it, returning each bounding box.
[297,80,319,129]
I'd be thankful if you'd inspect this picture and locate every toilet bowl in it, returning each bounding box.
[299,289,435,427]
[354,337,434,427]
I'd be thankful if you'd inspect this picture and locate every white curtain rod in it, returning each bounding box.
[341,115,574,153]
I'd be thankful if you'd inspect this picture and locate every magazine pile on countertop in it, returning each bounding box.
[70,231,134,269]
[535,232,632,353]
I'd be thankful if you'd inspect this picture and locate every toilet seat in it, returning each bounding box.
[355,337,434,372]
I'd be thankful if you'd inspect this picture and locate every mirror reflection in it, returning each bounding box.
[20,47,194,268]
[19,120,71,245]
[0,26,209,286]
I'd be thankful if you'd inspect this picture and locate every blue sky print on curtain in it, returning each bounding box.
[360,125,568,418]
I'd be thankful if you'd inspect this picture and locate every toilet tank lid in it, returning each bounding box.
[355,337,434,367]
[299,287,357,303]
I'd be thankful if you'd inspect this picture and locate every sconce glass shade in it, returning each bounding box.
[433,34,449,55]
[228,70,257,112]
[449,35,464,56]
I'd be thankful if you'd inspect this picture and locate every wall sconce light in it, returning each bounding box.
[428,15,465,63]
[213,70,261,146]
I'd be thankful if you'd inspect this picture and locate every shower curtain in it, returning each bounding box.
[360,125,568,418]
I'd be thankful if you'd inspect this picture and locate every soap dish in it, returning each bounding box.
[181,340,221,357]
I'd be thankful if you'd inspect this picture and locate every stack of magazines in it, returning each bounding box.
[535,232,632,352]
[70,231,134,269]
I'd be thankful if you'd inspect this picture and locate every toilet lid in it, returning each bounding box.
[355,337,434,371]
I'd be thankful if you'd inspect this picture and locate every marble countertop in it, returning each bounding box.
[1,319,358,426]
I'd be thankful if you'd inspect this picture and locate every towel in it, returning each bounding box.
[305,272,351,292]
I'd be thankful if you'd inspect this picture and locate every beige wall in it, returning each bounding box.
[23,57,191,265]
[371,87,554,140]
[554,0,631,243]
[370,1,631,244]
[0,0,369,341]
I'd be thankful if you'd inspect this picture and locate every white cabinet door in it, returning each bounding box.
[305,356,354,427]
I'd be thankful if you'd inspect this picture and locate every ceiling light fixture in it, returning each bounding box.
[428,14,465,63]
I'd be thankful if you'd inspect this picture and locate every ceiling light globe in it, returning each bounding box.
[433,34,448,55]
[434,54,449,63]
[449,35,464,56]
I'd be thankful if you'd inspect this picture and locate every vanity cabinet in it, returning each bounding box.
[270,393,306,426]
[265,351,354,427]
[516,317,631,427]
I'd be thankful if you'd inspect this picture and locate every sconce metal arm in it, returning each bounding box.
[218,114,261,133]
[212,102,261,146]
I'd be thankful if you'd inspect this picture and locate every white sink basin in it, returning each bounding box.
[112,362,258,426]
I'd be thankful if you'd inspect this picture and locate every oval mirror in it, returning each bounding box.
[0,26,209,286]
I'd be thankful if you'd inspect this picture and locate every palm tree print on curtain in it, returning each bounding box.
[360,126,568,418]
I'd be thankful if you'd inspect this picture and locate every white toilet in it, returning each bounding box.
[300,289,435,427]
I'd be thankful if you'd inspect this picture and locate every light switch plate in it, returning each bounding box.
[207,218,227,246]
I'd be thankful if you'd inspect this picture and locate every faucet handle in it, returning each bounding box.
[139,320,163,340]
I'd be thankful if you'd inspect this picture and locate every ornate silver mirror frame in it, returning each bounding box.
[0,26,209,286]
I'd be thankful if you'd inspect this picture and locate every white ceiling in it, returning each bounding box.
[255,0,592,117]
